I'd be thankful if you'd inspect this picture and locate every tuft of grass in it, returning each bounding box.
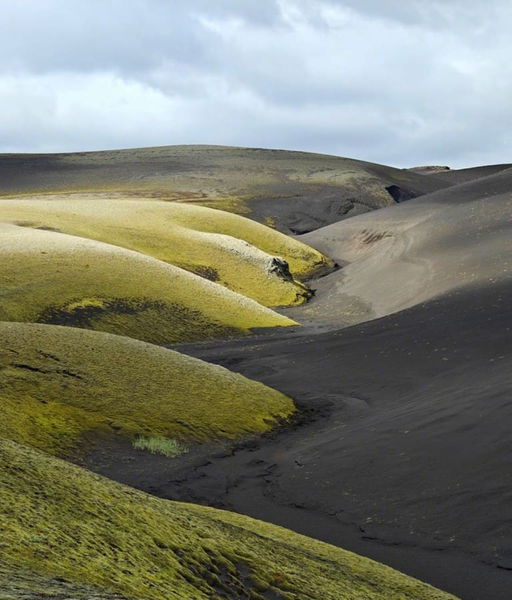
[132,436,188,457]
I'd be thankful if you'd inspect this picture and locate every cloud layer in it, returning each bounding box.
[1,0,511,167]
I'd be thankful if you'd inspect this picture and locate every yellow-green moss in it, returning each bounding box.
[0,223,296,344]
[186,194,252,216]
[0,197,331,306]
[0,563,129,599]
[0,439,458,600]
[0,322,295,455]
[263,216,277,229]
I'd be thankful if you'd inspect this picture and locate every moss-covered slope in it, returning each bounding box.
[0,321,295,455]
[0,223,295,344]
[0,563,129,600]
[0,439,457,600]
[0,197,331,307]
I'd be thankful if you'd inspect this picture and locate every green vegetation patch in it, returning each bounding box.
[0,322,295,455]
[0,198,332,307]
[0,223,296,345]
[132,436,188,458]
[0,439,458,600]
[0,563,130,600]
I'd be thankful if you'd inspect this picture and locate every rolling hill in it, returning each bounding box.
[0,223,296,344]
[291,169,512,326]
[0,439,457,600]
[0,321,295,456]
[1,145,508,600]
[0,197,331,307]
[0,145,452,232]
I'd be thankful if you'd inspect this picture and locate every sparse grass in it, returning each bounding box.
[132,436,188,457]
[0,439,459,600]
[0,322,295,456]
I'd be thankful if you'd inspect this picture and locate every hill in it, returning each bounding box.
[0,321,295,456]
[0,197,331,307]
[0,439,457,600]
[0,223,296,344]
[0,145,451,233]
[291,168,512,326]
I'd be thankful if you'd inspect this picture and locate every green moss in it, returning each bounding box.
[0,439,458,600]
[0,223,296,345]
[0,198,331,307]
[0,563,129,599]
[186,195,252,216]
[38,296,244,344]
[0,322,295,455]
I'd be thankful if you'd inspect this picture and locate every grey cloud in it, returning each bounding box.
[1,0,512,168]
[1,1,211,74]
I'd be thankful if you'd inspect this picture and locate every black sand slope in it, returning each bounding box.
[288,168,512,328]
[410,163,512,203]
[427,164,512,184]
[86,280,512,600]
[407,164,512,183]
[0,145,451,232]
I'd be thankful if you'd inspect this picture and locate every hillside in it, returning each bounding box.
[1,144,507,600]
[0,321,295,456]
[0,223,296,344]
[291,169,512,326]
[0,439,457,600]
[0,197,331,307]
[0,145,451,232]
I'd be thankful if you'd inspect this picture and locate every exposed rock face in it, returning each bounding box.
[267,257,294,282]
[267,257,313,303]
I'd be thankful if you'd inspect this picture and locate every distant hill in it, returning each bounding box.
[0,145,451,232]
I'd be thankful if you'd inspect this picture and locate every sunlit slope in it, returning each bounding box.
[0,223,295,344]
[0,198,332,306]
[0,145,451,232]
[297,181,512,325]
[0,322,294,455]
[0,439,457,600]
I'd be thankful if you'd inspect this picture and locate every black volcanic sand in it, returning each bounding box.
[81,281,512,600]
[407,163,512,183]
[286,169,512,329]
[411,163,512,202]
[0,145,452,232]
[427,163,512,184]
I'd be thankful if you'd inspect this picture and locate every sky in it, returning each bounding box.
[1,0,512,167]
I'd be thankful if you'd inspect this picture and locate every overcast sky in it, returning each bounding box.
[1,0,511,167]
